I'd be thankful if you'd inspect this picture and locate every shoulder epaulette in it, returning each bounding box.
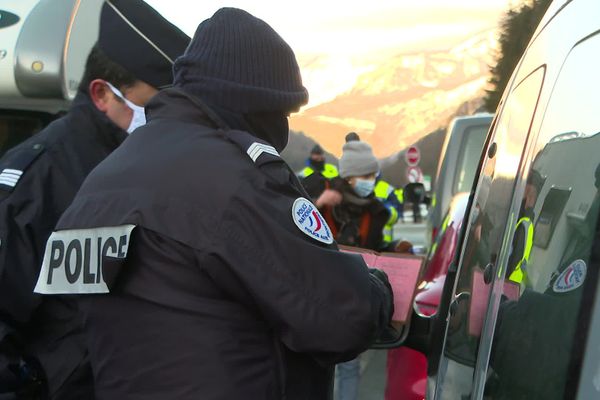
[0,142,45,193]
[223,129,282,166]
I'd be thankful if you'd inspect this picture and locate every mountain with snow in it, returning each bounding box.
[289,29,497,158]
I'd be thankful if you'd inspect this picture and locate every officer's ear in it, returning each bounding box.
[89,79,115,113]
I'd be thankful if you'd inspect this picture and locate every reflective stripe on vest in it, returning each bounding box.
[394,188,404,204]
[382,206,398,244]
[509,217,534,284]
[375,180,398,243]
[374,180,394,201]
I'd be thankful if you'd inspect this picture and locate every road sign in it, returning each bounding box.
[407,166,423,183]
[405,146,420,166]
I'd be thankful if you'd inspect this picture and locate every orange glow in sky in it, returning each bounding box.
[147,0,513,109]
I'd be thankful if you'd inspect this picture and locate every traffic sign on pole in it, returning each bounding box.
[405,146,420,166]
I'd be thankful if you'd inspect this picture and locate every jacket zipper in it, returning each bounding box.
[273,337,287,399]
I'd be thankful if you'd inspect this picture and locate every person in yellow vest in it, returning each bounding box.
[374,178,405,245]
[298,144,339,199]
[508,169,544,286]
[299,144,339,179]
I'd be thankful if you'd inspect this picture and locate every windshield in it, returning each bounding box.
[453,124,489,194]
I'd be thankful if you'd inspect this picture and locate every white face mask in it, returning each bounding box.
[106,82,146,134]
[353,178,376,197]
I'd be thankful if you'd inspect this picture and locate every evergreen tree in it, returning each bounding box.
[484,0,552,112]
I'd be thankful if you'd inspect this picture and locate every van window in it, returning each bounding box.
[485,32,600,400]
[434,67,544,399]
[0,111,53,157]
[453,124,489,194]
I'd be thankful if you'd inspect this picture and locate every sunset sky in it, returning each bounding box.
[147,0,516,109]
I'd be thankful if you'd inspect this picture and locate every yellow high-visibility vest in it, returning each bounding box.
[509,217,534,284]
[374,180,399,243]
[299,164,339,179]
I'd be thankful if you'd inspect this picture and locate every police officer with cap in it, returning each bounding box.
[33,8,394,399]
[0,1,189,398]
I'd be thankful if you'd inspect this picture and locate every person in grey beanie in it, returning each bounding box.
[317,140,391,250]
[32,8,395,400]
[316,141,411,400]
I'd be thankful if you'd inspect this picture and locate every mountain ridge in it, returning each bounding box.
[290,29,497,158]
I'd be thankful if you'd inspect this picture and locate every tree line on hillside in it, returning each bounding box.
[484,0,553,112]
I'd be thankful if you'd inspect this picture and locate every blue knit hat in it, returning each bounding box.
[173,8,308,113]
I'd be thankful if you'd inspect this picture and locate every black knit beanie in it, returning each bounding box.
[173,8,308,113]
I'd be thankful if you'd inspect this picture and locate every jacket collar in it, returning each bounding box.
[145,87,223,129]
[70,91,128,150]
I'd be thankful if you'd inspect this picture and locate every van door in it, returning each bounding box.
[429,67,545,399]
[482,31,600,400]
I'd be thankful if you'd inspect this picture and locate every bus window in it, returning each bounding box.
[0,111,55,157]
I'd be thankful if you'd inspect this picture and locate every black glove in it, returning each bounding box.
[369,268,395,324]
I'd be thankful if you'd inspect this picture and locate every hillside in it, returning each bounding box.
[280,130,338,173]
[290,29,496,158]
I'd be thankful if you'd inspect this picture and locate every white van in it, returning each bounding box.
[427,114,493,246]
[403,1,600,398]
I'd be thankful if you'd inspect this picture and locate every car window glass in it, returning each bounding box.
[485,32,600,400]
[434,67,544,400]
[453,124,489,194]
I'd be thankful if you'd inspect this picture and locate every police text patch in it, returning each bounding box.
[292,198,333,244]
[34,225,136,294]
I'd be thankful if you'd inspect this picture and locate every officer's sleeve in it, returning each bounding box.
[0,157,72,334]
[209,190,392,363]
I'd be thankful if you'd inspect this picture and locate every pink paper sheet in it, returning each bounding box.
[340,246,424,323]
[468,269,520,336]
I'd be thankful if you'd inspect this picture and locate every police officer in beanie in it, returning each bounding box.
[0,1,189,398]
[32,8,394,400]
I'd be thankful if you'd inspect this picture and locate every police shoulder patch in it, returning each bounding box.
[34,225,136,295]
[292,197,333,244]
[553,259,586,293]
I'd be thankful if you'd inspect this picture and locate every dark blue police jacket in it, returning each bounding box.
[0,92,127,399]
[39,88,392,400]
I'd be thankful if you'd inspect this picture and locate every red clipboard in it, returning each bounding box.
[340,245,425,324]
[468,269,520,337]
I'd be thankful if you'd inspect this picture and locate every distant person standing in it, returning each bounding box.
[315,139,409,400]
[298,144,339,199]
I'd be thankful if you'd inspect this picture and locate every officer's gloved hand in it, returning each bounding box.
[369,268,404,344]
[369,268,395,323]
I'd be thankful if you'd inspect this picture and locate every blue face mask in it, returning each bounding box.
[353,178,376,197]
